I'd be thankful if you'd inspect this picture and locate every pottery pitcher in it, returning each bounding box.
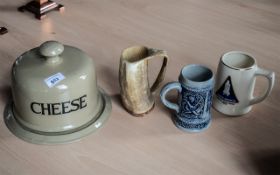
[119,46,168,116]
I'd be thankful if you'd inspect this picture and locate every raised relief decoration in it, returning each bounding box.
[180,88,206,119]
[216,76,239,105]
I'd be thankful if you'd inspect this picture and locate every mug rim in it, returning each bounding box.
[179,64,214,85]
[221,51,256,70]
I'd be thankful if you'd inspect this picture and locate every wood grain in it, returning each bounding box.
[0,0,280,174]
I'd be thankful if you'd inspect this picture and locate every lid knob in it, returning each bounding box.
[39,41,64,58]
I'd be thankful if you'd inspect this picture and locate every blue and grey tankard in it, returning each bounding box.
[160,64,214,132]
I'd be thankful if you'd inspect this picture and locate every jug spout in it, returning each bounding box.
[120,46,150,64]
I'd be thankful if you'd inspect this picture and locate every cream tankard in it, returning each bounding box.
[119,46,168,116]
[213,51,275,116]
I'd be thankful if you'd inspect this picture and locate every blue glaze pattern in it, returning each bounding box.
[160,64,214,132]
[177,85,212,131]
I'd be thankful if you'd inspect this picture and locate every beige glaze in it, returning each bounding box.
[6,41,112,144]
[119,46,168,115]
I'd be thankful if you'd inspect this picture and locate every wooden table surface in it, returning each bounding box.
[0,0,280,174]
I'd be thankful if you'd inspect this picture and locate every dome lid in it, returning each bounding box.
[13,41,91,89]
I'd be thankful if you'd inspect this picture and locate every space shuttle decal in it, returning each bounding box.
[216,76,239,105]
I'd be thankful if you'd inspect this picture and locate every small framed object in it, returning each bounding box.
[0,27,8,35]
[18,0,64,20]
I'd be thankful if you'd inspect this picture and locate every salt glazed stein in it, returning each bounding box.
[160,64,214,132]
[119,46,168,116]
[213,51,275,116]
[4,41,112,144]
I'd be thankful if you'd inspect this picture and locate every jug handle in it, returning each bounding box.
[148,48,169,93]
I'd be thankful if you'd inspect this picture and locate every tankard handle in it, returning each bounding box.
[147,48,169,93]
[160,82,182,113]
[249,67,275,105]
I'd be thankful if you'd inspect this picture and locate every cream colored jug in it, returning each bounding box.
[119,46,168,116]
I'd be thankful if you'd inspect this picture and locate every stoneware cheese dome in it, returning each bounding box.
[4,41,112,144]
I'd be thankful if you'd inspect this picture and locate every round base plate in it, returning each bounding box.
[4,88,112,145]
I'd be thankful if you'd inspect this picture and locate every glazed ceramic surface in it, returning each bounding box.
[213,51,275,116]
[160,64,214,132]
[119,46,168,116]
[5,41,112,144]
